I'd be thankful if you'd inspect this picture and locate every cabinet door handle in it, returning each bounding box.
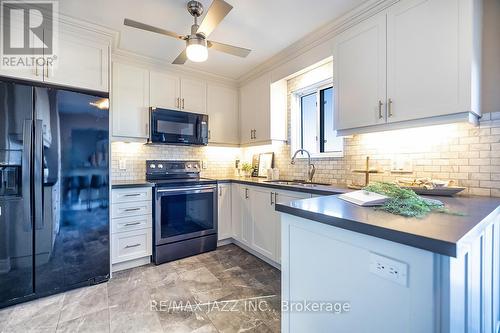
[124,193,141,197]
[378,100,383,119]
[125,243,141,249]
[35,62,39,77]
[253,129,256,140]
[388,98,393,117]
[208,130,211,140]
[245,188,249,199]
[270,192,274,205]
[181,98,185,109]
[45,62,49,78]
[124,222,141,226]
[219,187,222,197]
[124,207,141,212]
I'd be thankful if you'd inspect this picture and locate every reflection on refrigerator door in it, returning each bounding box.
[0,82,34,304]
[34,88,110,295]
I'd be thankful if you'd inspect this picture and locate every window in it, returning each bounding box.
[291,81,343,158]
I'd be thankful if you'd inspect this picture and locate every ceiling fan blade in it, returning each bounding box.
[172,49,188,65]
[196,0,233,37]
[208,40,251,58]
[124,18,184,40]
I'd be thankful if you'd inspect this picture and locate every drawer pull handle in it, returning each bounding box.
[124,222,141,226]
[124,208,141,212]
[125,243,141,249]
[124,194,141,197]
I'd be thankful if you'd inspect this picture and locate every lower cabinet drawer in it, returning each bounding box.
[112,187,152,204]
[112,228,152,264]
[112,215,152,234]
[112,201,151,219]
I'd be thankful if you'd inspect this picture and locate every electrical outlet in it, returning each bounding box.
[369,252,408,287]
[119,159,127,170]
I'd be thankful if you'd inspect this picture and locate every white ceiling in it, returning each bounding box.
[59,0,366,80]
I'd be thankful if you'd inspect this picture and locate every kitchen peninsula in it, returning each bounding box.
[276,195,500,333]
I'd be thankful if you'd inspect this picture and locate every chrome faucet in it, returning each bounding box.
[291,149,316,183]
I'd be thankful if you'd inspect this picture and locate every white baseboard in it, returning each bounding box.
[112,256,150,273]
[217,238,233,247]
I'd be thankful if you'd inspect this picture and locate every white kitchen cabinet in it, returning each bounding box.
[111,187,153,272]
[386,0,472,123]
[112,62,150,139]
[239,186,253,246]
[149,71,180,110]
[333,12,387,130]
[207,84,239,145]
[149,72,207,114]
[334,0,481,135]
[231,184,252,246]
[46,29,109,92]
[0,19,42,82]
[180,78,207,114]
[230,183,312,264]
[231,184,242,240]
[217,184,232,240]
[250,187,277,259]
[0,21,109,92]
[273,190,311,263]
[239,73,286,145]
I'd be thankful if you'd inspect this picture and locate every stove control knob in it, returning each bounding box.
[186,164,192,169]
[194,164,199,169]
[158,164,164,169]
[149,164,156,169]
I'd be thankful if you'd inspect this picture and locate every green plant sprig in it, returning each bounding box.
[364,182,463,218]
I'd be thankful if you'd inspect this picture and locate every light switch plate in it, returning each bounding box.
[119,159,127,170]
[369,252,408,287]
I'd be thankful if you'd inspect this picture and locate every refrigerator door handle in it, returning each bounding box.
[34,120,44,230]
[22,120,33,231]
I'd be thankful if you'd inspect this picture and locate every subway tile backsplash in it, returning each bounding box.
[111,112,500,198]
[111,143,240,181]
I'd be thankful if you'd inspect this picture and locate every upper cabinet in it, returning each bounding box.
[114,67,238,143]
[333,12,387,130]
[150,71,206,114]
[239,73,287,145]
[180,78,207,114]
[334,0,482,135]
[0,22,110,92]
[149,71,180,110]
[46,28,110,92]
[112,62,150,139]
[207,84,239,145]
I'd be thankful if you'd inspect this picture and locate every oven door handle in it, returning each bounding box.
[156,186,216,194]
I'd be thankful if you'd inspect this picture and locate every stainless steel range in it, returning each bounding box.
[146,160,217,264]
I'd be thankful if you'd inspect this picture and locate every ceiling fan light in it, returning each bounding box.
[186,37,208,62]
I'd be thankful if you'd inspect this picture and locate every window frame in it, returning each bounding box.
[291,79,343,159]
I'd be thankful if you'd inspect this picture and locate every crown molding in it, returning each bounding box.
[237,0,399,86]
[111,49,239,86]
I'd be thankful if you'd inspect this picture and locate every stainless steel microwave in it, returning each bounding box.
[149,108,208,145]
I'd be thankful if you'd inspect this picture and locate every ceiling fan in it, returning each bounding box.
[124,0,251,64]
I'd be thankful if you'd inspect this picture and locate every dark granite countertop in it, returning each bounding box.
[111,180,154,189]
[275,194,500,257]
[212,177,350,195]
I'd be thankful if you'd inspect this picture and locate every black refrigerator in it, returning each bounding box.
[0,79,110,308]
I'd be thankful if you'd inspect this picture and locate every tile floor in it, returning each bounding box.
[0,245,281,333]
